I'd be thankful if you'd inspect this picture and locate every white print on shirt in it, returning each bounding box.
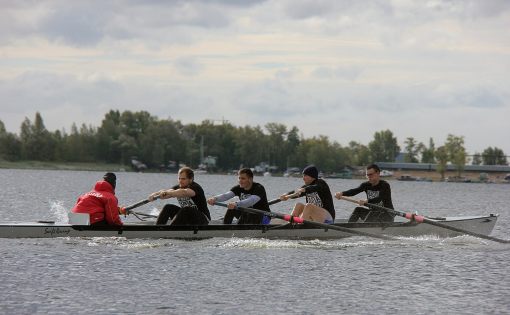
[366,190,380,200]
[306,192,323,208]
[240,192,251,200]
[86,192,103,198]
[177,197,197,209]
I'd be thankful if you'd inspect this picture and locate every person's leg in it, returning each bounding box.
[170,207,209,225]
[364,211,381,222]
[300,204,333,223]
[156,204,181,225]
[348,207,370,223]
[365,211,394,222]
[223,209,242,224]
[238,212,262,224]
[291,203,305,217]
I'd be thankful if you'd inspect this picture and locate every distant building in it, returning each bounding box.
[394,152,406,163]
[375,162,510,173]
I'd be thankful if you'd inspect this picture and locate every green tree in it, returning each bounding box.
[445,134,467,177]
[182,120,239,170]
[472,153,482,165]
[346,141,370,166]
[285,126,301,169]
[113,134,138,165]
[233,125,268,169]
[293,136,349,173]
[420,138,436,163]
[139,119,186,168]
[19,112,55,161]
[96,110,122,163]
[481,147,507,165]
[265,122,289,171]
[0,120,21,161]
[368,130,400,162]
[435,146,448,180]
[404,137,424,163]
[62,123,97,162]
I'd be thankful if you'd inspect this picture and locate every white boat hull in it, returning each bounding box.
[0,215,499,239]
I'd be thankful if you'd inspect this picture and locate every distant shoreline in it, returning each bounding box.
[0,160,126,172]
[1,160,508,184]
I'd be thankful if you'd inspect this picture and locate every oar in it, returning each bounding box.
[125,199,151,212]
[214,202,394,240]
[125,195,160,212]
[124,196,160,220]
[130,211,158,219]
[268,198,281,206]
[340,196,510,244]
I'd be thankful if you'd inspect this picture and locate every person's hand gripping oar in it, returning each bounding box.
[121,195,161,220]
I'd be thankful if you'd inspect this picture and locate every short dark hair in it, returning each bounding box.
[179,167,194,180]
[103,172,116,188]
[367,164,380,173]
[238,168,254,178]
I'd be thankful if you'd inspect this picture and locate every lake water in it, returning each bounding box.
[0,169,509,314]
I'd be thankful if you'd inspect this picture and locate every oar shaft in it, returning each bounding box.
[131,211,158,218]
[340,196,509,244]
[125,199,151,211]
[214,202,393,240]
[125,196,160,212]
[268,198,281,206]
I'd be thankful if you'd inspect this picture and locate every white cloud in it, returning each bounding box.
[0,0,509,155]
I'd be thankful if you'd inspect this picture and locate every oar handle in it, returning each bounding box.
[268,198,281,206]
[340,196,365,206]
[125,196,160,212]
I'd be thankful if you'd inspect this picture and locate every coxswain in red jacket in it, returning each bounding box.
[71,173,125,226]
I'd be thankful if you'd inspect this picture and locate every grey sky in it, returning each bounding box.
[1,0,509,155]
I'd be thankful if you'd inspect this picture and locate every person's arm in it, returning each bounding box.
[335,183,366,202]
[148,189,166,201]
[381,182,394,209]
[207,191,235,205]
[341,183,366,197]
[104,198,123,226]
[150,187,196,200]
[304,184,319,193]
[167,188,196,198]
[280,189,302,201]
[235,195,261,208]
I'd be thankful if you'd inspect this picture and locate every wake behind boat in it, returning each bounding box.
[0,214,499,240]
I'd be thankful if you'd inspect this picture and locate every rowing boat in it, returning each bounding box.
[0,214,499,239]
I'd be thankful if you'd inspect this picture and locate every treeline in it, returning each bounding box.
[0,110,507,174]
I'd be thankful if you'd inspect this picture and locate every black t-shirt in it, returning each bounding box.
[342,180,394,210]
[295,179,335,219]
[172,181,211,220]
[230,182,270,224]
[230,182,270,212]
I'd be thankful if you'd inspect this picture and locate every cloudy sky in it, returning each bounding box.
[1,0,509,155]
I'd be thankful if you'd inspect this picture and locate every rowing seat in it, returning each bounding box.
[68,212,90,225]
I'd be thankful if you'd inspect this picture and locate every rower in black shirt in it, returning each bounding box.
[335,163,395,223]
[280,165,335,223]
[148,167,211,225]
[207,168,270,224]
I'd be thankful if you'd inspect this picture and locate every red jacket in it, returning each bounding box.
[71,181,123,226]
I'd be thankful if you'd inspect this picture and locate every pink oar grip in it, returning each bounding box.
[282,215,304,223]
[292,217,304,223]
[405,213,425,223]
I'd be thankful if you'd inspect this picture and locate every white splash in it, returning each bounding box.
[49,200,69,223]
